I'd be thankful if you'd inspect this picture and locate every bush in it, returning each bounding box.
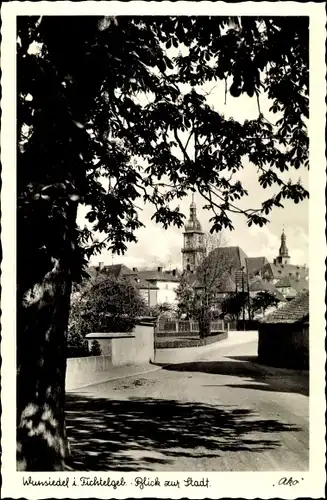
[66,330,89,358]
[90,339,102,356]
[68,274,147,338]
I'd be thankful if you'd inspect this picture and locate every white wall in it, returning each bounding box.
[157,280,179,305]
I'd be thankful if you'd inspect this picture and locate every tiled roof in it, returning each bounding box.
[246,256,268,277]
[260,290,309,324]
[290,277,309,293]
[132,277,158,290]
[262,262,308,281]
[137,270,180,282]
[214,274,237,293]
[275,276,292,288]
[194,270,247,293]
[85,266,99,281]
[92,264,158,289]
[249,278,286,301]
[274,275,309,294]
[208,246,248,271]
[249,277,268,291]
[99,264,136,278]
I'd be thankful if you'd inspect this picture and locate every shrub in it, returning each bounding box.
[90,339,102,356]
[68,274,147,338]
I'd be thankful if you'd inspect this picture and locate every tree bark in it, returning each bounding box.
[16,198,78,471]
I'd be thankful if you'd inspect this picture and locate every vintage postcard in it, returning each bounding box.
[1,1,326,499]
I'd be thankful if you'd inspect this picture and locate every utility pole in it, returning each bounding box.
[241,267,245,331]
[247,273,251,321]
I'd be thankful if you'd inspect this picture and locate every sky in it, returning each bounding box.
[80,77,309,271]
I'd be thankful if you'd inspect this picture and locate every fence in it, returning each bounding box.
[156,319,227,337]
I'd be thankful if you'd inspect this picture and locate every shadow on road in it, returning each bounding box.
[66,393,302,471]
[157,357,309,397]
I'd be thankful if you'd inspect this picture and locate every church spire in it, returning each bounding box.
[279,229,289,258]
[274,228,290,265]
[181,194,204,272]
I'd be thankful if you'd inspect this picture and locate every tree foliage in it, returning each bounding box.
[175,276,195,318]
[251,290,280,315]
[90,340,102,356]
[221,292,248,320]
[69,274,147,335]
[149,302,175,319]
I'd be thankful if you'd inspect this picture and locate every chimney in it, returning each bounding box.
[172,269,176,277]
[132,267,138,272]
[98,261,104,271]
[157,266,163,273]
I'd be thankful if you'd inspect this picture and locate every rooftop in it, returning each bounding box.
[137,269,180,282]
[262,262,309,280]
[260,290,309,324]
[207,246,248,271]
[246,256,268,277]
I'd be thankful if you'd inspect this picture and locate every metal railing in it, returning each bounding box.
[156,319,227,335]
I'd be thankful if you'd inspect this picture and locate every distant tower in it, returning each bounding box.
[274,229,290,265]
[182,195,205,272]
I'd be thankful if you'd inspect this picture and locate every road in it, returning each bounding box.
[66,332,309,471]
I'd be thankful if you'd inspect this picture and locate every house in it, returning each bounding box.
[258,290,309,369]
[261,262,309,284]
[274,275,309,300]
[90,263,159,308]
[248,276,285,302]
[135,267,180,305]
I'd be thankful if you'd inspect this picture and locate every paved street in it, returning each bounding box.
[66,332,309,471]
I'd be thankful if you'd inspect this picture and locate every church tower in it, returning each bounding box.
[274,229,290,265]
[182,195,205,272]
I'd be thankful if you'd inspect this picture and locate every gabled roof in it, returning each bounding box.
[249,278,286,301]
[262,262,308,281]
[208,246,248,271]
[137,270,180,282]
[100,264,136,279]
[246,256,268,277]
[260,290,309,324]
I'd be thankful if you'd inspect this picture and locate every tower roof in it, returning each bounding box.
[184,196,203,233]
[279,229,289,257]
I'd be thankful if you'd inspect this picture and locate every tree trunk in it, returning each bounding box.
[16,198,78,471]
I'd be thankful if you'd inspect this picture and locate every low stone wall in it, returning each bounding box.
[66,355,113,390]
[155,335,228,364]
[66,322,154,390]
